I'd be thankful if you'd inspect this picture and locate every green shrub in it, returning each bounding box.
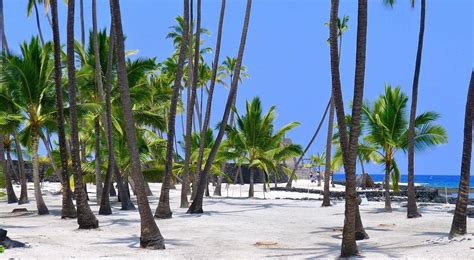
[143,166,165,183]
[0,169,5,189]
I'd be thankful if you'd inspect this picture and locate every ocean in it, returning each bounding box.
[332,173,474,198]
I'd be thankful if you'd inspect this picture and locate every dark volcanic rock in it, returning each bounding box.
[0,229,27,249]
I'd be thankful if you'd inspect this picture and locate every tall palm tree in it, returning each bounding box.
[328,0,368,256]
[407,0,426,219]
[187,0,226,205]
[362,86,447,212]
[1,38,54,214]
[109,0,165,249]
[99,22,116,215]
[323,15,349,207]
[66,0,98,229]
[155,0,190,220]
[51,0,77,218]
[91,0,104,205]
[449,71,473,238]
[180,0,200,209]
[187,0,253,214]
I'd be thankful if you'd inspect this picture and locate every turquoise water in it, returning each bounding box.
[333,173,473,189]
[333,174,474,198]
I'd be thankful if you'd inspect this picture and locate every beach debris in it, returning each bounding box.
[255,241,279,248]
[11,208,28,214]
[378,223,396,228]
[0,229,27,249]
[332,227,343,232]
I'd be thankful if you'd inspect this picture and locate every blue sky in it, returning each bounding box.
[5,0,473,176]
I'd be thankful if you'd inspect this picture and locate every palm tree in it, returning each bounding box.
[186,0,226,205]
[220,56,249,127]
[226,97,302,197]
[99,22,116,215]
[91,0,105,205]
[109,0,165,249]
[322,15,349,207]
[50,0,77,218]
[187,0,253,214]
[407,0,426,219]
[1,38,53,215]
[328,0,368,256]
[0,133,17,204]
[362,85,448,212]
[180,0,201,209]
[1,98,30,205]
[155,0,190,220]
[449,71,473,238]
[66,0,98,229]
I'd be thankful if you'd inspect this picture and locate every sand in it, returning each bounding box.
[0,181,472,259]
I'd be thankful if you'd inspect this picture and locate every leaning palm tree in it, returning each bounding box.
[1,37,54,214]
[362,85,448,212]
[109,0,165,249]
[66,0,98,229]
[225,97,302,197]
[187,0,253,214]
[186,0,227,206]
[449,71,473,238]
[155,0,190,220]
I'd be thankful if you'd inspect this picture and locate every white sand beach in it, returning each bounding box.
[0,182,472,259]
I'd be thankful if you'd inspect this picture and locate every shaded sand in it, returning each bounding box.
[0,182,472,259]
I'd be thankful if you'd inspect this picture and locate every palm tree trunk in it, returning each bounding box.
[286,99,331,189]
[67,0,98,229]
[248,167,255,198]
[50,0,77,219]
[113,161,135,210]
[190,0,227,201]
[0,0,3,53]
[41,134,63,182]
[449,71,473,238]
[329,0,368,256]
[322,97,335,206]
[181,2,195,207]
[156,0,191,220]
[80,0,85,48]
[31,132,49,214]
[190,0,252,215]
[33,1,45,46]
[407,0,425,219]
[110,0,165,248]
[384,158,393,212]
[6,146,19,182]
[0,135,18,204]
[214,175,223,196]
[92,0,107,207]
[13,131,28,204]
[94,118,103,205]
